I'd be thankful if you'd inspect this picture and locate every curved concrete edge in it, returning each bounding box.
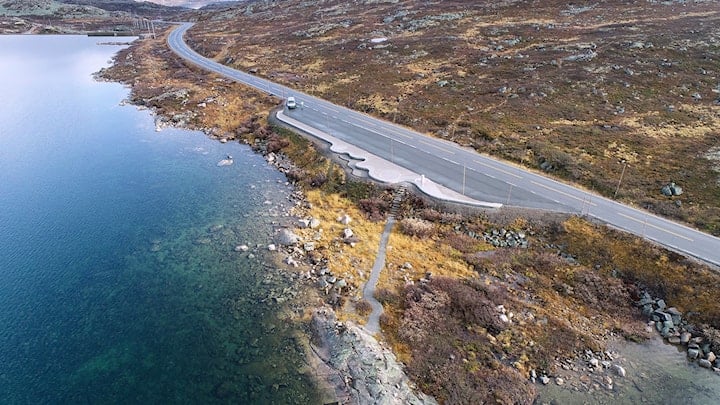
[276,111,502,209]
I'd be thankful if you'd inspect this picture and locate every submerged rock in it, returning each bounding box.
[277,228,300,245]
[613,364,626,377]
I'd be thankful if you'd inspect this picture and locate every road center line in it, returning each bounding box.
[384,127,413,139]
[473,159,523,179]
[353,117,412,139]
[530,180,597,206]
[616,212,694,242]
[420,140,455,154]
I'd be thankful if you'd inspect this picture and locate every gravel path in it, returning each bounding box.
[363,217,396,334]
[363,187,405,334]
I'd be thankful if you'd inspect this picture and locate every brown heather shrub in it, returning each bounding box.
[420,208,463,224]
[393,277,536,403]
[309,173,327,188]
[399,217,436,238]
[420,208,443,222]
[560,216,720,326]
[376,287,400,306]
[358,197,389,222]
[285,168,306,183]
[266,133,290,153]
[355,299,372,316]
[442,231,482,254]
[568,267,632,310]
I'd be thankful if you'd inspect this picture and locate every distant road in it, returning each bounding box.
[167,23,720,267]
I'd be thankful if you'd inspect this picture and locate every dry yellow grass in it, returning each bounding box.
[618,104,720,139]
[382,229,475,291]
[297,190,384,298]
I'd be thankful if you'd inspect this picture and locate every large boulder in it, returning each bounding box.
[661,182,683,196]
[277,228,300,245]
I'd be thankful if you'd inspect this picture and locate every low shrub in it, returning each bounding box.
[358,197,389,221]
[399,217,436,238]
[355,299,373,316]
[392,277,537,403]
[442,232,482,254]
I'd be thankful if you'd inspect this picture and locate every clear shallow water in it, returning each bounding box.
[0,36,319,403]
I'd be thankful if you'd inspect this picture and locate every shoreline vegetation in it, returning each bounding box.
[95,28,720,403]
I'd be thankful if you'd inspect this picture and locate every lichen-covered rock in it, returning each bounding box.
[309,308,437,405]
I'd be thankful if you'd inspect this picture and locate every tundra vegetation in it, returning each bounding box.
[185,0,720,236]
[94,1,720,402]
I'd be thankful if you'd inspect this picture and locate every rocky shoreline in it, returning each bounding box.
[308,308,438,405]
[97,34,720,403]
[119,88,438,403]
[637,292,720,371]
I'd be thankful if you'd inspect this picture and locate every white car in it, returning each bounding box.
[286,96,297,109]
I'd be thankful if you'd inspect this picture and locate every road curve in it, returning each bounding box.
[166,23,720,268]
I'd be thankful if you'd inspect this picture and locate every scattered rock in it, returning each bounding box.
[268,244,277,251]
[337,214,352,225]
[285,256,298,267]
[483,228,529,248]
[234,244,249,252]
[699,358,713,368]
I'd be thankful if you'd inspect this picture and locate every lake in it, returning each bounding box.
[0,35,320,403]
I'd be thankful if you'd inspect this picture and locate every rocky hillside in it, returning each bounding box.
[0,0,185,16]
[0,0,108,17]
[183,0,720,235]
[60,0,187,16]
[0,0,185,33]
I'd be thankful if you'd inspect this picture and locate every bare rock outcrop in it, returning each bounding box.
[308,308,437,405]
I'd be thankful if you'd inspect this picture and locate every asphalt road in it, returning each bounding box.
[167,23,720,267]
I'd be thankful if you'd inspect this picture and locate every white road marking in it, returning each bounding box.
[617,212,693,241]
[420,140,455,154]
[530,180,597,206]
[473,159,523,179]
